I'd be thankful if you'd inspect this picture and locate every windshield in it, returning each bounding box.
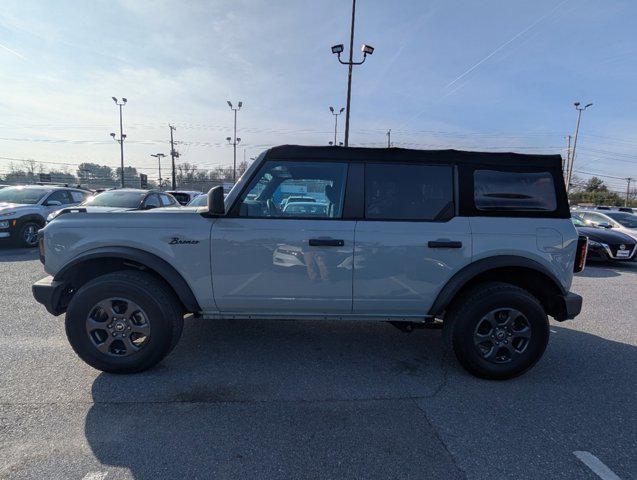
[188,195,208,207]
[84,190,146,208]
[606,212,637,228]
[0,187,48,205]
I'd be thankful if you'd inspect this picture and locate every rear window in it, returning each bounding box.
[365,164,454,221]
[474,170,556,212]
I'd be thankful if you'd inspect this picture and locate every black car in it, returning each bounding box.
[572,215,637,262]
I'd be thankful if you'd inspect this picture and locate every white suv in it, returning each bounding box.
[32,146,585,379]
[0,185,90,247]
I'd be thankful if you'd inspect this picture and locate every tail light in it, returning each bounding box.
[574,235,588,273]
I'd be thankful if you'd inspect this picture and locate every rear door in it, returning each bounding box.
[353,162,472,316]
[211,159,355,314]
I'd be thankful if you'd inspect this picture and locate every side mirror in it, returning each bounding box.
[207,186,225,215]
[143,204,157,210]
[46,200,62,207]
[598,222,612,229]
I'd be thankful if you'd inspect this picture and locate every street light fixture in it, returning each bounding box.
[331,0,374,147]
[111,96,128,187]
[565,101,593,192]
[227,100,243,183]
[329,106,345,145]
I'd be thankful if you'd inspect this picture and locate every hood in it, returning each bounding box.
[0,202,31,214]
[576,226,637,245]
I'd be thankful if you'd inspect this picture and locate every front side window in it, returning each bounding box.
[474,170,556,212]
[237,161,348,219]
[364,163,453,220]
[46,190,73,205]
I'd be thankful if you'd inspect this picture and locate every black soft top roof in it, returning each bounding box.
[265,145,562,169]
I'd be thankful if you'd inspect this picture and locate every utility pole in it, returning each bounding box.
[626,178,634,207]
[563,134,572,180]
[386,129,392,148]
[227,101,243,182]
[110,97,127,188]
[151,153,166,189]
[566,101,593,193]
[169,125,179,190]
[331,0,374,147]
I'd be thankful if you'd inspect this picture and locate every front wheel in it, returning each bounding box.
[443,282,549,380]
[65,270,184,373]
[17,221,40,248]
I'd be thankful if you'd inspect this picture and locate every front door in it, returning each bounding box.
[353,162,472,316]
[211,160,355,314]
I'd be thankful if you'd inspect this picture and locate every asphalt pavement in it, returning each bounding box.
[0,246,635,480]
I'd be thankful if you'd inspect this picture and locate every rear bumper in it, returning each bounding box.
[562,292,583,320]
[32,276,67,316]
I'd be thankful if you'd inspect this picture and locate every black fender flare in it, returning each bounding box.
[55,246,201,313]
[428,255,567,316]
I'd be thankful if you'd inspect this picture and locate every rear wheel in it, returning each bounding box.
[443,282,549,380]
[65,270,184,373]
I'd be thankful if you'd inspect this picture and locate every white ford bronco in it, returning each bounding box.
[32,146,585,379]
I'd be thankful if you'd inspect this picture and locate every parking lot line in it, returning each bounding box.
[573,451,622,480]
[82,472,108,480]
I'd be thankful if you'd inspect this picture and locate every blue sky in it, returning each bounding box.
[0,0,635,192]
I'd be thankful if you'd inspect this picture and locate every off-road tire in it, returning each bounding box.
[443,282,549,380]
[65,270,184,373]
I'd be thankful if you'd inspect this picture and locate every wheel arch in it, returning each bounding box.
[17,213,46,227]
[429,256,569,321]
[54,246,201,314]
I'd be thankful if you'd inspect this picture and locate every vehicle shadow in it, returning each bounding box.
[0,244,38,262]
[577,260,637,278]
[82,319,637,479]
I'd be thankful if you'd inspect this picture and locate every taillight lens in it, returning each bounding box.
[574,235,588,273]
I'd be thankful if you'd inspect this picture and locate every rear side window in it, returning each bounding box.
[70,191,88,203]
[474,170,556,212]
[364,164,454,220]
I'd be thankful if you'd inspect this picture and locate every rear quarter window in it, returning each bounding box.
[474,170,557,212]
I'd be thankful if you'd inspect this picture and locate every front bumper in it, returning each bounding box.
[561,292,583,320]
[32,276,67,316]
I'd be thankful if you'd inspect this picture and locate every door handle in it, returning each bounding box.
[428,240,463,249]
[309,238,345,247]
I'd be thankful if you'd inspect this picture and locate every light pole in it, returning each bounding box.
[329,107,345,145]
[151,153,166,189]
[226,136,241,180]
[227,101,242,182]
[110,97,127,188]
[566,101,593,193]
[169,125,179,190]
[331,0,374,147]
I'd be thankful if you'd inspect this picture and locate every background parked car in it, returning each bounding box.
[46,189,180,223]
[574,208,637,241]
[572,215,636,262]
[166,190,202,206]
[0,185,91,247]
